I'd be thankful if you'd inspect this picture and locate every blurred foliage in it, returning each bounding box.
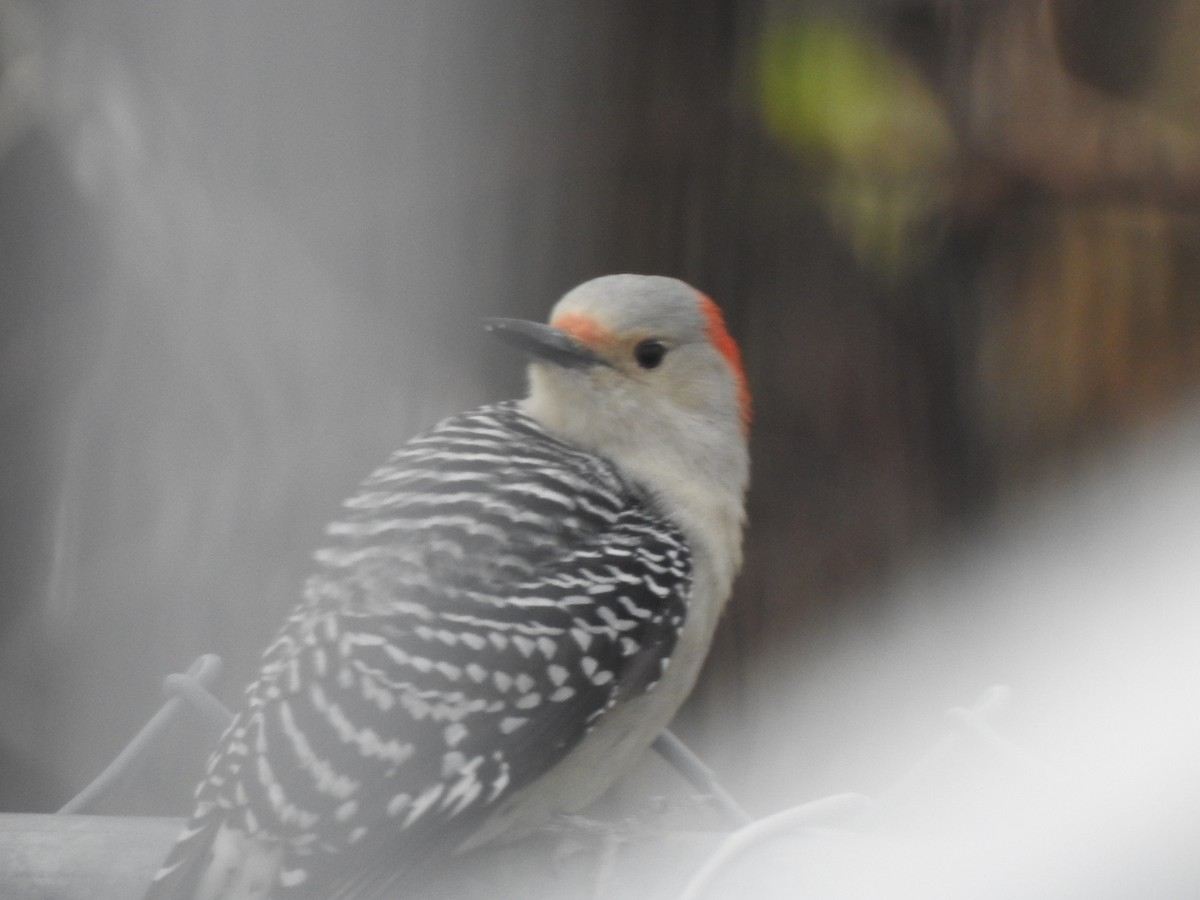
[973,204,1200,477]
[756,16,956,280]
[967,1,1200,476]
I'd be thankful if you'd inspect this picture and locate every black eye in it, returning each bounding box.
[633,339,667,369]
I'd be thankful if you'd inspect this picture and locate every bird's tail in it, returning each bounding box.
[142,810,221,900]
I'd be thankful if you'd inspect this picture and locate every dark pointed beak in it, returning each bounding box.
[483,318,609,369]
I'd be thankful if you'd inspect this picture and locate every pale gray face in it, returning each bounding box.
[544,275,748,434]
[487,273,750,449]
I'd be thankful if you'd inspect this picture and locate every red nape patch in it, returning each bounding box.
[550,311,611,348]
[698,293,752,434]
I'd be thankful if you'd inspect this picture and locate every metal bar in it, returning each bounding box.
[0,814,182,900]
[0,814,721,900]
[57,655,226,815]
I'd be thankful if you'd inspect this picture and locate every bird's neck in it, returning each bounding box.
[520,394,749,600]
[616,438,748,596]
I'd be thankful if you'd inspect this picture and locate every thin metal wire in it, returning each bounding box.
[675,685,1040,900]
[945,693,1050,774]
[163,668,235,731]
[62,661,1036,900]
[676,793,872,900]
[653,730,755,827]
[57,654,232,815]
[875,683,1041,811]
[57,652,751,832]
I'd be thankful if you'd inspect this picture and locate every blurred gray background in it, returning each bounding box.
[3,5,1200,874]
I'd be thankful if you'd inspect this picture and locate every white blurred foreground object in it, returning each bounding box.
[681,403,1200,898]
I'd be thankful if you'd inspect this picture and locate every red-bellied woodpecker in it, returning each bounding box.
[144,274,751,899]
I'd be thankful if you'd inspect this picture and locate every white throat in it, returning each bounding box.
[521,370,749,602]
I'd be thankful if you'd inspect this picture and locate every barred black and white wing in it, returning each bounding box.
[145,402,692,899]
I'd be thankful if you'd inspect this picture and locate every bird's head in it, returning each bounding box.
[486,274,750,561]
[486,274,749,448]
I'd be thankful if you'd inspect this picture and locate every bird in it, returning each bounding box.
[144,274,752,899]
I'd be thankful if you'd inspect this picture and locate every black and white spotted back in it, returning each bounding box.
[146,402,692,898]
